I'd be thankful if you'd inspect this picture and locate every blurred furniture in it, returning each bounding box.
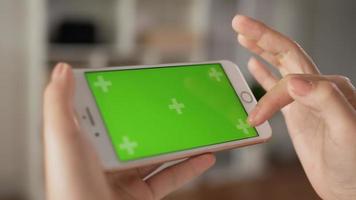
[166,160,320,200]
[48,0,211,67]
[137,0,211,64]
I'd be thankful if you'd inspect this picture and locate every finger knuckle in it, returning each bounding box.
[283,74,300,82]
[283,74,294,82]
[318,81,339,99]
[335,75,351,84]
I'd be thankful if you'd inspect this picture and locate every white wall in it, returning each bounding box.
[0,0,28,198]
[0,0,46,199]
[312,0,356,79]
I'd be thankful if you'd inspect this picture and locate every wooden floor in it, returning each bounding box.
[0,161,320,200]
[166,161,320,200]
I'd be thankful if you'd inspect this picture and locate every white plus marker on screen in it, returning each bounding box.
[169,98,185,114]
[236,119,250,134]
[119,136,138,155]
[94,75,112,92]
[209,68,223,82]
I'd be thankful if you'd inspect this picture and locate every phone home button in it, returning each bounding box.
[240,91,253,103]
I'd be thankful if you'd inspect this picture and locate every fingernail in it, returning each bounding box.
[52,62,70,81]
[247,57,260,71]
[248,105,260,126]
[232,15,242,27]
[231,15,242,32]
[289,77,313,96]
[51,63,64,81]
[60,63,69,76]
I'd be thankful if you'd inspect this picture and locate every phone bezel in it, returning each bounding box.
[74,60,272,171]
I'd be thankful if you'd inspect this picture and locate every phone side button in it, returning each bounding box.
[240,91,253,103]
[85,107,96,126]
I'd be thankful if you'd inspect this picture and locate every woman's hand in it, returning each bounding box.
[232,15,356,199]
[43,63,215,200]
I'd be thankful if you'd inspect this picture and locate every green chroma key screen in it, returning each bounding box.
[85,63,258,161]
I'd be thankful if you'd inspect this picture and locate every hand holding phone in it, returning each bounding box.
[74,60,272,170]
[44,63,216,200]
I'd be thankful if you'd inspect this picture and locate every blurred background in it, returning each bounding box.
[1,0,355,199]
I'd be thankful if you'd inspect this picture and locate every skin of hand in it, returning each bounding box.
[43,63,216,200]
[232,15,356,199]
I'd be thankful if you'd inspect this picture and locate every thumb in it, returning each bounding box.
[44,63,76,134]
[44,63,110,200]
[287,77,356,127]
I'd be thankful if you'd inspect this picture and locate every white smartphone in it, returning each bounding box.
[74,60,272,171]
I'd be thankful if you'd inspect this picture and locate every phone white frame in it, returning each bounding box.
[74,60,272,171]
